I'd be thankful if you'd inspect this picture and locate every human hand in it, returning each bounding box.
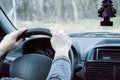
[50,28,71,57]
[0,28,27,57]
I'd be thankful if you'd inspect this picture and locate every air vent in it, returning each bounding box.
[86,62,114,80]
[116,67,120,80]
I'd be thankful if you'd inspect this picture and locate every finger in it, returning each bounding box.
[63,33,71,42]
[50,27,57,36]
[59,30,64,34]
[60,30,67,37]
[15,38,24,46]
[11,28,27,39]
[64,33,68,37]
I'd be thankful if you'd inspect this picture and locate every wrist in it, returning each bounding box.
[55,49,69,58]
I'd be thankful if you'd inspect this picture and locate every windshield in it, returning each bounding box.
[0,0,120,33]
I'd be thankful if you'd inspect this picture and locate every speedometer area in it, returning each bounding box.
[22,38,55,59]
[33,48,54,59]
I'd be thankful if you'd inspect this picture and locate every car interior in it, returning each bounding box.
[0,0,120,80]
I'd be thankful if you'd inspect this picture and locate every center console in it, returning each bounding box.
[85,47,120,80]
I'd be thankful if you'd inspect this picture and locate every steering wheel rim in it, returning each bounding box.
[17,28,52,40]
[10,28,75,80]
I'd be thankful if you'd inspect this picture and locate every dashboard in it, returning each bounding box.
[66,34,120,80]
[74,37,120,80]
[6,33,120,80]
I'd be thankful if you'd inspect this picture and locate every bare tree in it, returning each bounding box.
[2,0,119,21]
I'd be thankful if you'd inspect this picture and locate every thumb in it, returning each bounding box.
[15,38,24,47]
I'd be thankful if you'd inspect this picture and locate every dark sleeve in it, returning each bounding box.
[46,56,71,80]
[0,60,10,77]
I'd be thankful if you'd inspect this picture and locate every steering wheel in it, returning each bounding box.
[9,28,75,80]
